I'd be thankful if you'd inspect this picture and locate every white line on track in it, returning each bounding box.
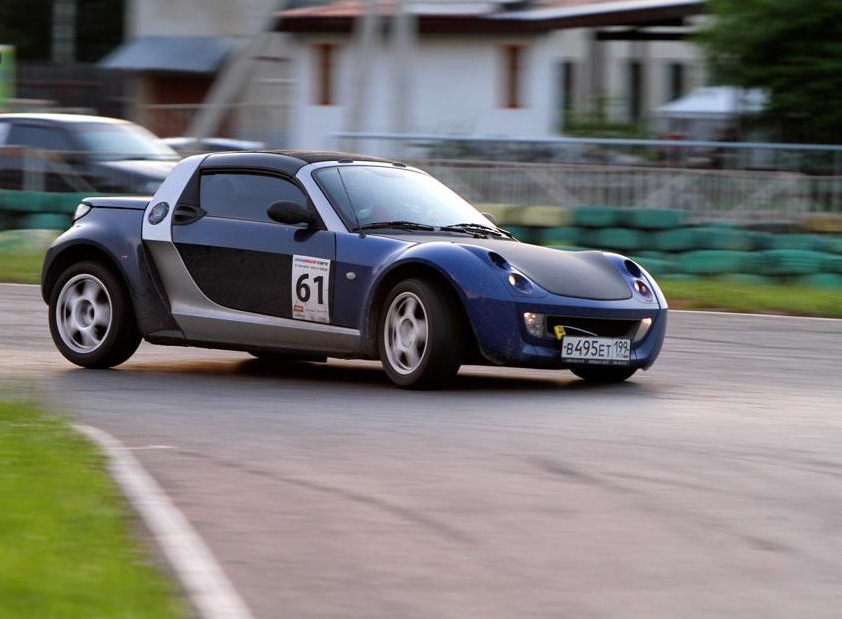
[74,424,256,619]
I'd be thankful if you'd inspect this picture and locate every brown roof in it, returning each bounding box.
[275,0,705,34]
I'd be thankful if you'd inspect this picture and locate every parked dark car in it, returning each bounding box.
[0,113,179,194]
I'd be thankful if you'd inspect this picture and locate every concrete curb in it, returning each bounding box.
[74,423,256,619]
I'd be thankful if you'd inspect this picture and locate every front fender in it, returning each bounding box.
[363,241,522,362]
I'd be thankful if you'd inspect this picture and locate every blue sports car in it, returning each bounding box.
[41,151,667,388]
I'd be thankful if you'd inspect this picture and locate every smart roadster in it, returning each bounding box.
[41,150,667,388]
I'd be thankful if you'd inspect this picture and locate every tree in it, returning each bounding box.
[699,0,842,144]
[0,0,123,63]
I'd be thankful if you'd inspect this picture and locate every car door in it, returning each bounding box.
[143,161,361,354]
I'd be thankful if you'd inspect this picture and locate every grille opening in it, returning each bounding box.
[546,316,639,338]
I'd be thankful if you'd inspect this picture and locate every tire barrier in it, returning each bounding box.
[0,189,91,230]
[4,194,842,289]
[480,204,842,289]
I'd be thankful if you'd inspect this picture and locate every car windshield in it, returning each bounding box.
[74,122,180,161]
[314,165,497,231]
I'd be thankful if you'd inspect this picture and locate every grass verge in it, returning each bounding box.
[661,279,842,318]
[0,400,188,619]
[0,248,44,284]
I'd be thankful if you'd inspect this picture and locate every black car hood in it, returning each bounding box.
[391,234,632,301]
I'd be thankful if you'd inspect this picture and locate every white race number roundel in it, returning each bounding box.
[291,255,331,323]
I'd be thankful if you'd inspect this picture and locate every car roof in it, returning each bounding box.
[201,150,400,176]
[0,113,130,125]
[264,150,393,164]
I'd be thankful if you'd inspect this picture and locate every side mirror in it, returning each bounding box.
[481,212,499,226]
[267,201,317,226]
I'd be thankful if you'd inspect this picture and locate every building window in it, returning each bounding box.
[627,60,643,122]
[502,45,524,109]
[667,62,685,102]
[562,60,576,111]
[314,43,335,106]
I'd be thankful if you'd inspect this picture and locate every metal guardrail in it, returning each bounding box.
[333,134,842,224]
[418,160,842,224]
[333,132,842,174]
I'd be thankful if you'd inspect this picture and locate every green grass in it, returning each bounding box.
[0,400,188,619]
[661,279,842,318]
[0,248,44,283]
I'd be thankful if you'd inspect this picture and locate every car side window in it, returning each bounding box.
[199,171,308,224]
[6,124,74,151]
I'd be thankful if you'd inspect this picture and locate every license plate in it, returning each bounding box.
[561,336,631,365]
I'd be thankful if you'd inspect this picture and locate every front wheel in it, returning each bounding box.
[379,278,461,389]
[570,366,637,383]
[49,261,141,368]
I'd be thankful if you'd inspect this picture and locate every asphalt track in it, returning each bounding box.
[3,282,842,619]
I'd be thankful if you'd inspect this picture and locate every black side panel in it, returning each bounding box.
[175,244,292,318]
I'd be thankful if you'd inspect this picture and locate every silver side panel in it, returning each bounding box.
[142,156,361,355]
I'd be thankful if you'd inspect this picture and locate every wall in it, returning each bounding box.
[127,0,278,38]
[288,33,560,149]
[550,28,705,125]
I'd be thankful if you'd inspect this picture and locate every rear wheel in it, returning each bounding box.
[570,366,637,383]
[379,278,461,389]
[49,261,141,368]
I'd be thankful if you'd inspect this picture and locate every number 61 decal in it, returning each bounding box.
[291,255,331,323]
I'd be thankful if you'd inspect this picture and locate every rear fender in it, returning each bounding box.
[41,209,181,338]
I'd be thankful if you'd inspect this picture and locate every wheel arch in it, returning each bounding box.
[42,242,129,304]
[42,238,180,338]
[363,261,478,359]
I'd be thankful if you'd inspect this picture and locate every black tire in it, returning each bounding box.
[378,278,461,389]
[48,260,141,368]
[570,366,637,383]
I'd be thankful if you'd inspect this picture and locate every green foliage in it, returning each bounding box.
[698,0,842,143]
[0,0,124,62]
[0,400,187,619]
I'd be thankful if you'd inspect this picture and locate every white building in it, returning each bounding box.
[277,0,706,149]
[104,0,707,147]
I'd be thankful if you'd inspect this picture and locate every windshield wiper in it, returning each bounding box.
[438,222,512,238]
[354,220,437,232]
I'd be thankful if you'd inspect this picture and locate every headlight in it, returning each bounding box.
[523,312,545,337]
[72,203,92,221]
[507,272,534,294]
[633,279,654,302]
